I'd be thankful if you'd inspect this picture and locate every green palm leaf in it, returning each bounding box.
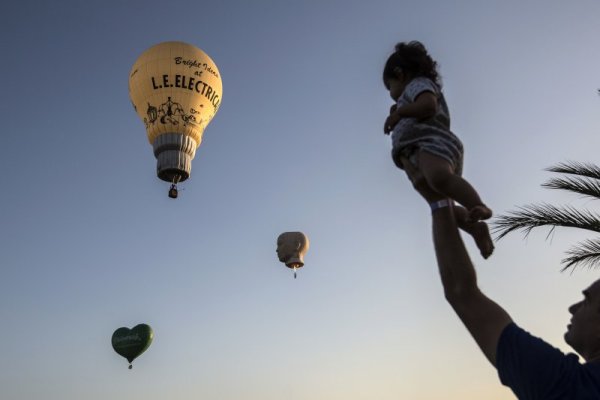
[561,239,600,272]
[491,203,600,241]
[493,160,600,272]
[542,176,600,200]
[545,161,600,180]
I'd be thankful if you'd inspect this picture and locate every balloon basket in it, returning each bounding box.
[168,184,178,199]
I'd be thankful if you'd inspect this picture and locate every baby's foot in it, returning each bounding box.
[467,204,492,223]
[470,221,495,259]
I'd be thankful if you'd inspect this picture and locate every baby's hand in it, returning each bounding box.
[384,111,401,135]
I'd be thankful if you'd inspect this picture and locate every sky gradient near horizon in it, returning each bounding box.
[1,1,600,399]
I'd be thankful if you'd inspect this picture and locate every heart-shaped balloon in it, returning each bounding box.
[111,324,153,367]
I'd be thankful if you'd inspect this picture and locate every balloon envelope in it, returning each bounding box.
[276,231,309,269]
[111,324,154,364]
[129,41,222,183]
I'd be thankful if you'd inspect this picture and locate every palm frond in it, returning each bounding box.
[491,203,600,241]
[545,161,600,180]
[542,176,600,200]
[497,161,600,273]
[561,238,600,272]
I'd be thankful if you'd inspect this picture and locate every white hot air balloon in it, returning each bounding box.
[129,41,222,198]
[276,232,310,279]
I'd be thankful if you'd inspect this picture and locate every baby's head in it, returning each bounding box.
[383,41,441,97]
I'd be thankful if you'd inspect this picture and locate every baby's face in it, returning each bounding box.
[386,77,406,101]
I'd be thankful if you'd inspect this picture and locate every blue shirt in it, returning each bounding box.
[497,322,600,399]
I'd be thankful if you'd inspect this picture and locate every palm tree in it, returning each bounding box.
[492,161,600,272]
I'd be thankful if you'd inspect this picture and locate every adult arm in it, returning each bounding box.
[432,205,513,366]
[436,207,586,398]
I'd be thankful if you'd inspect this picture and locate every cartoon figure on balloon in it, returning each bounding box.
[144,100,201,129]
[143,97,198,127]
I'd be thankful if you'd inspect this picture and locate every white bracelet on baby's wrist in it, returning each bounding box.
[430,199,452,212]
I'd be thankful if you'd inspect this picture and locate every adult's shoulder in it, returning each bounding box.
[496,321,587,399]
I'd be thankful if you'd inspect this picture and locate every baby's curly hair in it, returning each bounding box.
[383,41,441,89]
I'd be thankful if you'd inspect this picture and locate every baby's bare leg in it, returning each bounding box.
[417,151,492,222]
[400,156,493,258]
[453,205,495,259]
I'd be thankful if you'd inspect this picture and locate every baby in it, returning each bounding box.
[383,41,493,258]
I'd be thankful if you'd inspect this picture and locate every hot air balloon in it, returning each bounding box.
[276,232,310,278]
[129,41,222,198]
[112,323,154,369]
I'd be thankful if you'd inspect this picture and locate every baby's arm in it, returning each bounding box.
[396,91,437,119]
[384,92,437,133]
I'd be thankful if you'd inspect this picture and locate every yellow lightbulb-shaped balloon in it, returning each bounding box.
[129,41,222,183]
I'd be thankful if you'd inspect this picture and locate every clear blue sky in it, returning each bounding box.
[1,1,599,399]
